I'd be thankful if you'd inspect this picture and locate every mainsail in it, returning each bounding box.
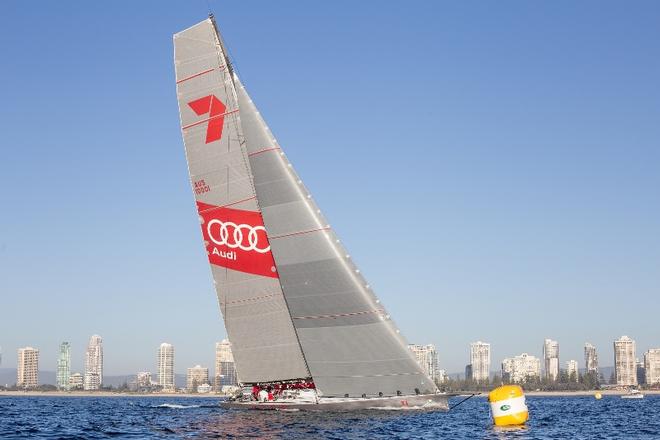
[174,17,437,398]
[174,19,309,384]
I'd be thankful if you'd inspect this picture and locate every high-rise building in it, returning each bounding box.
[56,342,71,391]
[84,335,103,391]
[584,343,599,375]
[214,340,237,391]
[157,343,175,392]
[186,365,210,392]
[543,339,560,381]
[614,335,637,386]
[17,347,39,389]
[566,360,579,381]
[468,341,491,382]
[644,349,660,385]
[501,353,541,384]
[409,344,438,382]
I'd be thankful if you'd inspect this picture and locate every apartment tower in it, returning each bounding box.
[17,347,39,389]
[543,339,560,381]
[409,344,439,382]
[214,339,237,391]
[643,348,660,386]
[584,342,599,375]
[614,335,637,386]
[469,341,491,382]
[84,335,103,390]
[157,342,175,392]
[186,365,210,392]
[56,342,71,390]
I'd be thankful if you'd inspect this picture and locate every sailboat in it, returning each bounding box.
[173,15,448,411]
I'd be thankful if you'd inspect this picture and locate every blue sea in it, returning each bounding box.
[0,395,658,439]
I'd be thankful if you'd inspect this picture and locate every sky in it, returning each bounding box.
[0,1,659,378]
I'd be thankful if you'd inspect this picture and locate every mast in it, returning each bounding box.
[208,14,315,384]
[208,13,236,84]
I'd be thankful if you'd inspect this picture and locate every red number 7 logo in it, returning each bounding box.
[187,95,227,144]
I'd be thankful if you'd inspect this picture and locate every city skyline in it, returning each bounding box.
[1,2,659,374]
[4,334,660,379]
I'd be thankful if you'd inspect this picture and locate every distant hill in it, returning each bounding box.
[0,368,55,387]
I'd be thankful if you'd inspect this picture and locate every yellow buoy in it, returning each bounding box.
[595,392,602,400]
[488,385,529,426]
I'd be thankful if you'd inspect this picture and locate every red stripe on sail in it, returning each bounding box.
[176,68,217,84]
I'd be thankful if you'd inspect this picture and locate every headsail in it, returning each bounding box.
[234,82,437,397]
[174,19,309,384]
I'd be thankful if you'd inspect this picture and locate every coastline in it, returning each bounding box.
[0,391,224,398]
[452,390,660,397]
[2,390,659,398]
[526,390,660,397]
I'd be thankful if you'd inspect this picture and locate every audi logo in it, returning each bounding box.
[207,220,271,253]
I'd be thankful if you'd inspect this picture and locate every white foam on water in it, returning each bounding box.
[156,403,201,409]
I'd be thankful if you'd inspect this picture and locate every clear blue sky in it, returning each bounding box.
[1,1,658,377]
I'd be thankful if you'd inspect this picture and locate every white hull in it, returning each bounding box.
[221,393,449,411]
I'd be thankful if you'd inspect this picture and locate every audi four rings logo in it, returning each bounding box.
[207,219,271,253]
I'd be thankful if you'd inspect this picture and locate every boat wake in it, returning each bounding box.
[156,403,201,409]
[367,405,440,411]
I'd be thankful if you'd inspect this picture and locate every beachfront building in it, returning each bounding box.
[566,360,579,381]
[17,347,39,389]
[69,373,84,390]
[56,342,71,391]
[584,342,599,375]
[502,353,541,384]
[197,383,212,393]
[614,335,637,386]
[409,344,439,382]
[158,342,175,392]
[186,365,210,392]
[644,349,660,386]
[136,371,153,390]
[543,339,560,381]
[84,335,103,391]
[468,341,491,382]
[214,340,237,391]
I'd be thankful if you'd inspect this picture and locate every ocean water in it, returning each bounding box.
[0,395,658,439]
